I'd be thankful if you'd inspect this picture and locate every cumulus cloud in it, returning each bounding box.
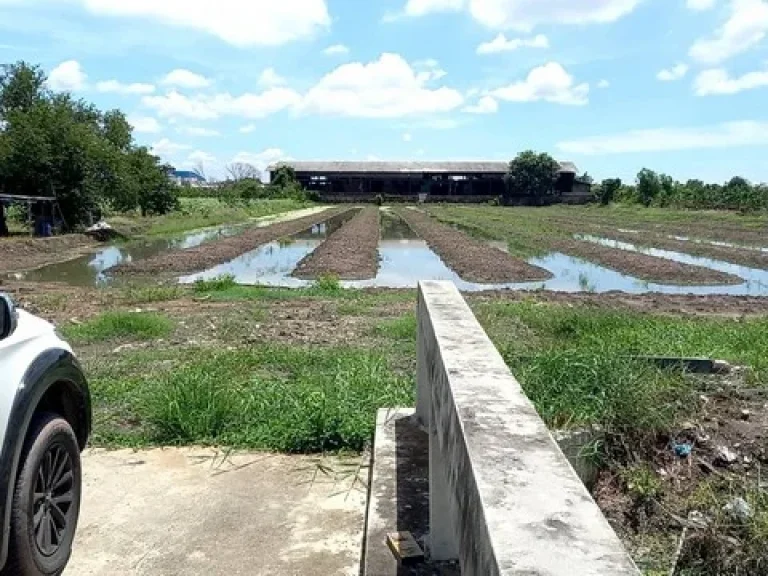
[233,148,292,171]
[240,124,256,133]
[657,63,689,81]
[96,80,156,94]
[694,66,768,94]
[489,62,589,106]
[476,33,548,54]
[47,60,87,91]
[79,0,331,46]
[689,0,768,64]
[597,79,610,88]
[399,0,642,30]
[162,69,212,88]
[299,53,463,118]
[127,115,162,133]
[402,132,413,141]
[463,95,499,113]
[556,120,768,154]
[142,54,463,121]
[179,126,221,137]
[323,44,349,55]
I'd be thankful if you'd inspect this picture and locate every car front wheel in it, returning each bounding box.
[4,413,82,576]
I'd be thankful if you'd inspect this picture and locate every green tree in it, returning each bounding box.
[270,165,297,189]
[0,61,46,119]
[505,150,560,203]
[636,168,661,207]
[598,178,622,205]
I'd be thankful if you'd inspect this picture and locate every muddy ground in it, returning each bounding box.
[293,207,381,280]
[554,238,744,286]
[0,234,98,274]
[395,208,552,283]
[112,207,350,276]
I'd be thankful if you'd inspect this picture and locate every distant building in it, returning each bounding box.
[268,161,593,204]
[170,170,207,187]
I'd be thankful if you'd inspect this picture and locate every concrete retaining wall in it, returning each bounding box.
[415,281,639,575]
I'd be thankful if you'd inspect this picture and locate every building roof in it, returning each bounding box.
[172,170,205,181]
[269,160,578,175]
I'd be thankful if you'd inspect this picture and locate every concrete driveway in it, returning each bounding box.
[66,448,367,576]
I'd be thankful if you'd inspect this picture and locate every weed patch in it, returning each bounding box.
[63,311,173,343]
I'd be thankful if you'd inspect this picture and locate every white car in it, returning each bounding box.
[0,294,90,575]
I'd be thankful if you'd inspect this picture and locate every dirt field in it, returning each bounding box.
[395,208,552,283]
[112,207,350,276]
[0,234,97,274]
[554,238,743,285]
[293,207,380,280]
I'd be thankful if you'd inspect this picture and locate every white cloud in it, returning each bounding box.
[240,124,257,133]
[180,126,221,137]
[47,60,87,91]
[687,0,717,9]
[489,62,589,105]
[323,43,349,55]
[463,95,499,113]
[556,120,768,154]
[151,137,192,158]
[186,150,217,165]
[299,53,463,118]
[161,69,212,88]
[476,33,548,54]
[597,79,610,88]
[399,0,643,30]
[258,67,286,87]
[689,0,768,64]
[80,0,331,46]
[143,54,463,121]
[96,80,156,94]
[402,132,413,141]
[657,63,689,81]
[233,148,291,170]
[694,66,768,94]
[128,115,162,133]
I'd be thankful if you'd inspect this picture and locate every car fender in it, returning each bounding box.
[0,349,90,568]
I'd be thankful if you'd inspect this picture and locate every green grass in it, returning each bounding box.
[89,345,412,452]
[121,285,185,304]
[193,274,238,293]
[144,198,309,237]
[63,311,174,343]
[374,314,417,341]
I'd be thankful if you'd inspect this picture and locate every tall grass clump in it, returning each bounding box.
[63,311,174,343]
[141,347,412,452]
[193,274,237,293]
[313,273,342,293]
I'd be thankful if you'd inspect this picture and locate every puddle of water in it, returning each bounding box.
[193,211,768,295]
[14,225,246,286]
[8,207,333,287]
[670,235,768,253]
[575,234,768,295]
[179,212,356,286]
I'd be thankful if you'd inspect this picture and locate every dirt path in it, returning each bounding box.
[0,234,98,274]
[395,208,552,283]
[554,238,744,286]
[113,207,350,276]
[293,207,380,280]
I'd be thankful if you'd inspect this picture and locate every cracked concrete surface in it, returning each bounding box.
[66,448,367,576]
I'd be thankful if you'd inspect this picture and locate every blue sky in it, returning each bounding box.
[2,0,768,183]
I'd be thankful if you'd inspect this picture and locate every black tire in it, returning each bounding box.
[4,414,82,576]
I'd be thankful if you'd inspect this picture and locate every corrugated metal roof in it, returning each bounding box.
[268,160,578,174]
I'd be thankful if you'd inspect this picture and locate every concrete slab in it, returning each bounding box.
[363,408,459,576]
[66,448,367,576]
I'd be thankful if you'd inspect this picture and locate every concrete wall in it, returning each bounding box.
[415,281,639,576]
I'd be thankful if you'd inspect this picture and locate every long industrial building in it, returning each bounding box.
[268,161,592,204]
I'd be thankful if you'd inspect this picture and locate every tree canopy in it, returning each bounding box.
[505,151,561,203]
[0,61,178,233]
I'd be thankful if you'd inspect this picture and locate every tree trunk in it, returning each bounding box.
[0,203,8,237]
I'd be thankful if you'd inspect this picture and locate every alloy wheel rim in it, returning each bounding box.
[32,444,74,557]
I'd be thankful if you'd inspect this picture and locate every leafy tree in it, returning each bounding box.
[598,178,622,205]
[270,165,297,189]
[636,168,661,207]
[0,60,179,230]
[505,150,560,203]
